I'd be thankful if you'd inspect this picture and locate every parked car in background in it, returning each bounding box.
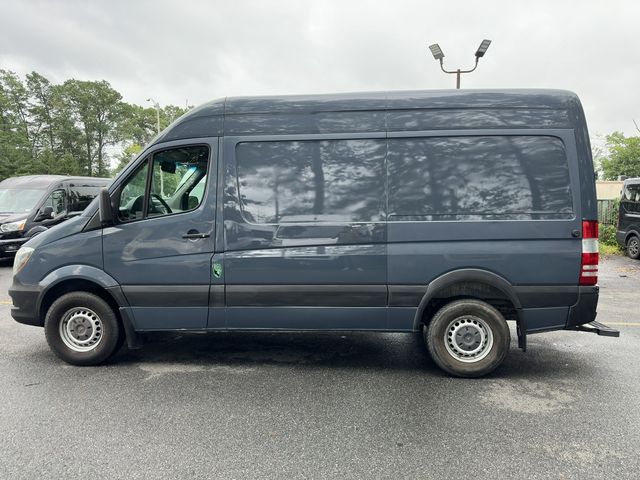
[616,177,640,259]
[0,175,111,257]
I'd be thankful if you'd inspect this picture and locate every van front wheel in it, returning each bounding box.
[425,299,510,377]
[626,235,640,259]
[44,292,123,366]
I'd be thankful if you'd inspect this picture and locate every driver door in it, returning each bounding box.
[103,139,217,330]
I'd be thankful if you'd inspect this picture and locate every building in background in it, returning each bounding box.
[596,180,623,200]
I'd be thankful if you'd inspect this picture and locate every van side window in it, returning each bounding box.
[236,139,386,224]
[147,146,209,218]
[117,146,210,222]
[68,185,102,212]
[189,175,207,205]
[41,189,67,217]
[388,135,573,221]
[118,160,149,222]
[623,184,640,212]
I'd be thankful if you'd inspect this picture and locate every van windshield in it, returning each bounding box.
[0,188,45,214]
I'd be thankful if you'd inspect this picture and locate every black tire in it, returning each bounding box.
[424,299,510,378]
[44,291,123,366]
[626,235,640,260]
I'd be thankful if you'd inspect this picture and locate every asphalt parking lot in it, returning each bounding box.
[0,255,639,479]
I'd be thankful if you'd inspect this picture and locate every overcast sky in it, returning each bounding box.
[1,0,638,142]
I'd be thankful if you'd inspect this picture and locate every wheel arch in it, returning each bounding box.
[37,265,127,326]
[413,269,522,331]
[625,229,640,244]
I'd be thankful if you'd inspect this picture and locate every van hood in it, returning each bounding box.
[23,214,91,250]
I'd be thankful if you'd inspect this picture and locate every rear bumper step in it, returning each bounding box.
[575,321,620,337]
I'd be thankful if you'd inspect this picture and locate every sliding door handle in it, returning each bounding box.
[183,230,210,239]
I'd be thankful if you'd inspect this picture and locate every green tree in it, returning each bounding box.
[161,104,189,127]
[26,72,56,153]
[0,70,33,178]
[113,143,144,174]
[0,70,192,181]
[113,103,190,175]
[50,83,85,166]
[600,132,640,180]
[60,79,127,176]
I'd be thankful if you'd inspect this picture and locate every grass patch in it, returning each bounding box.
[600,243,623,256]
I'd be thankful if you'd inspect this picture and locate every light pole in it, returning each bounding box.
[428,39,491,89]
[146,97,161,134]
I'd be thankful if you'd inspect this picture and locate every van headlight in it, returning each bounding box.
[13,247,34,276]
[0,220,25,233]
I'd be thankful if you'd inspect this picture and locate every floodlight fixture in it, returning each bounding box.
[475,39,491,58]
[428,43,445,61]
[428,39,492,89]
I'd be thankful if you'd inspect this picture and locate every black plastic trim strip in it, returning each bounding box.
[566,285,599,327]
[209,285,224,308]
[388,285,427,307]
[122,285,210,307]
[514,285,578,308]
[226,285,386,307]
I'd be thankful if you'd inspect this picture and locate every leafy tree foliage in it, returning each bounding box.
[0,70,190,181]
[600,131,640,180]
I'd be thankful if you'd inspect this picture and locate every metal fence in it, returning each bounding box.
[598,199,618,226]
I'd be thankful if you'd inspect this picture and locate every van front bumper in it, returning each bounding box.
[0,237,28,257]
[8,279,42,327]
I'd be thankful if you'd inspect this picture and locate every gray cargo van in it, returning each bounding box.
[9,89,619,377]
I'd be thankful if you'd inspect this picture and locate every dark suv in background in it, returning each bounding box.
[616,177,640,259]
[0,175,111,257]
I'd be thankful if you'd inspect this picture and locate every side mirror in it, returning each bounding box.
[99,188,114,225]
[36,206,54,221]
[161,160,176,174]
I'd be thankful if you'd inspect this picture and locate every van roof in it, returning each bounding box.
[623,178,640,185]
[0,175,111,189]
[157,88,585,142]
[198,88,579,115]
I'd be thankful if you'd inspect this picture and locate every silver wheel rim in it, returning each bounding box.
[444,315,494,363]
[59,307,103,352]
[629,238,639,256]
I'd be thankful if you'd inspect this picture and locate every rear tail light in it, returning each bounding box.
[580,220,599,286]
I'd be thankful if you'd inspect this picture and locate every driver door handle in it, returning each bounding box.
[182,230,210,239]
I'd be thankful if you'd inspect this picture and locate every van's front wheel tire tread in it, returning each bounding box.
[44,292,122,366]
[424,299,510,378]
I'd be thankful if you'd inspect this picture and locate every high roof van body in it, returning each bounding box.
[9,89,618,377]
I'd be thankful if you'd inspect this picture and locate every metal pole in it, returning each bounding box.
[155,105,160,134]
[434,48,483,89]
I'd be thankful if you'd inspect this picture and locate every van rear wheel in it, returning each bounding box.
[425,299,510,378]
[44,292,123,366]
[626,235,640,259]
